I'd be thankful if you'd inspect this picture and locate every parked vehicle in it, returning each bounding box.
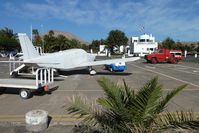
[105,62,127,72]
[0,51,8,57]
[0,50,18,57]
[144,48,183,64]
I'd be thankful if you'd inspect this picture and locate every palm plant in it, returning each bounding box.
[67,77,199,132]
[1,27,17,38]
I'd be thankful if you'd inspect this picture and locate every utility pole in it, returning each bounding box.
[30,24,32,43]
[41,24,44,53]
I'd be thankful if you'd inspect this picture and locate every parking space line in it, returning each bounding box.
[155,65,199,76]
[173,64,199,70]
[131,64,199,88]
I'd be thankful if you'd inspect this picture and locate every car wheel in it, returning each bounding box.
[151,58,157,64]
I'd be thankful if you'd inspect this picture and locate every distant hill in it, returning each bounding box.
[46,30,89,45]
[180,42,199,45]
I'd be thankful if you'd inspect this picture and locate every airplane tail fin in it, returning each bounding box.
[18,33,40,59]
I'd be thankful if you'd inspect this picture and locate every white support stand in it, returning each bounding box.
[105,49,108,56]
[90,49,93,53]
[195,53,197,58]
[127,49,133,57]
[184,50,187,58]
[108,52,111,57]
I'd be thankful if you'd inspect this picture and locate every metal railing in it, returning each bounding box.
[35,68,54,87]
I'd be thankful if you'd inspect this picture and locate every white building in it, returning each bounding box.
[128,33,158,56]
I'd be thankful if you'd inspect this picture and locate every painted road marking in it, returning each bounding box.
[145,66,156,69]
[174,64,199,70]
[0,114,85,122]
[0,112,199,122]
[56,88,199,92]
[131,64,199,88]
[58,75,68,78]
[146,63,199,76]
[158,65,199,76]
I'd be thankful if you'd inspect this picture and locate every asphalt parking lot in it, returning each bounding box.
[0,58,199,132]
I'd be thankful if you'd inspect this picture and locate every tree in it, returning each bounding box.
[106,29,128,53]
[90,40,100,52]
[0,27,17,38]
[43,30,56,52]
[43,30,87,52]
[0,27,19,50]
[32,29,42,47]
[190,43,196,53]
[196,43,199,53]
[56,35,67,51]
[184,45,192,52]
[175,41,185,51]
[67,77,199,132]
[162,37,176,49]
[81,43,89,51]
[70,39,81,49]
[89,39,106,53]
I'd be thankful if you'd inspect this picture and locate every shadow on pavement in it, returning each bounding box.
[58,69,132,76]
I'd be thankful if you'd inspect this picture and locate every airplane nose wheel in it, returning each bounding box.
[88,66,96,75]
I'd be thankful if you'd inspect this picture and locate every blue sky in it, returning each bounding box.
[0,0,199,42]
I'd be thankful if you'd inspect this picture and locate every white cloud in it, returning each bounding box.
[3,0,199,41]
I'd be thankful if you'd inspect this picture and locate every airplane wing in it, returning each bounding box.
[72,57,140,68]
[0,57,139,69]
[0,60,59,65]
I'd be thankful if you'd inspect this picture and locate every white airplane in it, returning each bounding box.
[2,33,140,75]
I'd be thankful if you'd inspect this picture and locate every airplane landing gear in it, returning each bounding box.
[10,71,18,78]
[90,69,97,75]
[88,66,97,75]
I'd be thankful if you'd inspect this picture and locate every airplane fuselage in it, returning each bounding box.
[25,49,96,70]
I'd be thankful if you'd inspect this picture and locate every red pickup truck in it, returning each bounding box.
[145,48,183,64]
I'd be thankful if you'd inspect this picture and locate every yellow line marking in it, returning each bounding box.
[0,114,82,117]
[0,114,86,122]
[0,118,84,122]
[0,112,199,122]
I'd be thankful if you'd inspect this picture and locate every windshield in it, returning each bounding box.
[158,49,163,53]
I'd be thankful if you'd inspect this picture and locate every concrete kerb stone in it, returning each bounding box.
[25,109,49,132]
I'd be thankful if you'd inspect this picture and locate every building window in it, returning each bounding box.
[140,39,145,42]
